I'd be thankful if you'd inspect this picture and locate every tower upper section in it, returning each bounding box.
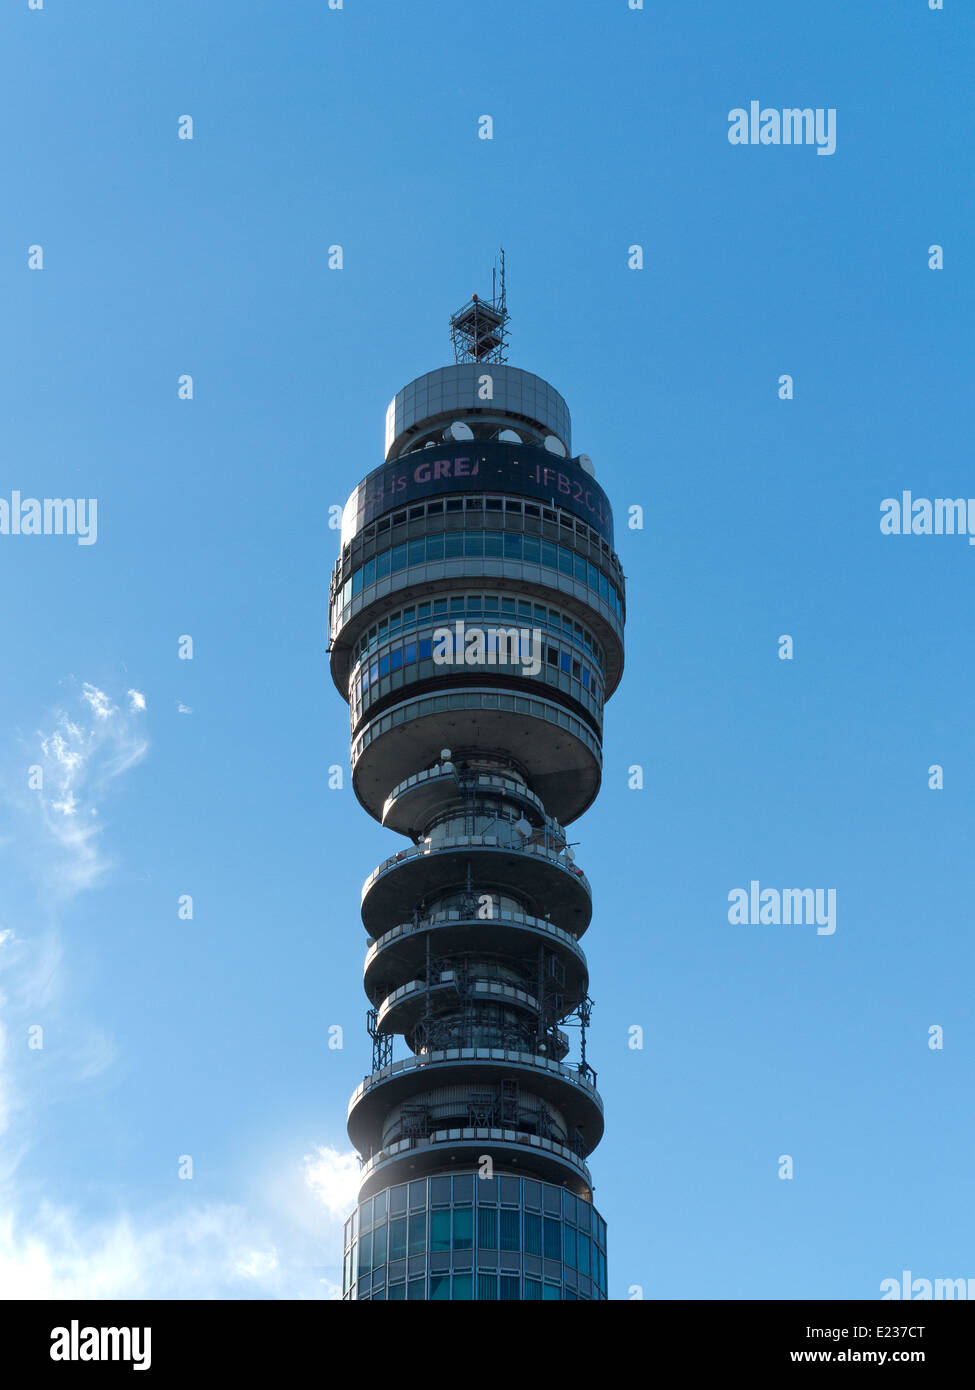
[328,360,625,831]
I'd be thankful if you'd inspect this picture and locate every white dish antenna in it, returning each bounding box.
[578,453,595,476]
[543,435,567,457]
[445,421,474,441]
[498,428,521,443]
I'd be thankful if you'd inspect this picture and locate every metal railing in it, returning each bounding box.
[348,1047,603,1114]
[361,832,591,902]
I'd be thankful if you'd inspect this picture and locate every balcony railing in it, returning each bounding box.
[348,1047,603,1116]
[364,907,587,968]
[382,765,546,825]
[356,1127,593,1186]
[377,976,543,1025]
[361,833,591,903]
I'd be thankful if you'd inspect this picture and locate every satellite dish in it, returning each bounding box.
[544,435,567,457]
[578,453,595,476]
[424,440,435,448]
[498,428,521,443]
[563,846,575,862]
[445,421,474,441]
[515,817,532,838]
[440,748,452,760]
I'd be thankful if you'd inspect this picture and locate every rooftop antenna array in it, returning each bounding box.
[449,248,509,364]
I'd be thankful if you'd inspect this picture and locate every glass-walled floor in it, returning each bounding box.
[343,1171,608,1301]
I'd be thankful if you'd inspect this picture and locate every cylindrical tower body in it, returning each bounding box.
[331,358,624,1301]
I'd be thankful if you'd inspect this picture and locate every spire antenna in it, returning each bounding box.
[449,248,509,364]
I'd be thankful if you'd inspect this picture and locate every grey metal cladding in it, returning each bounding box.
[385,364,572,460]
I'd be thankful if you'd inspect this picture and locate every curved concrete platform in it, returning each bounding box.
[360,838,592,938]
[347,1050,604,1156]
[352,690,602,826]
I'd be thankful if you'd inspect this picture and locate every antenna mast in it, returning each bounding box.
[449,249,509,364]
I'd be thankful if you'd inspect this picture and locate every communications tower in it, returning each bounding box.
[332,261,625,1300]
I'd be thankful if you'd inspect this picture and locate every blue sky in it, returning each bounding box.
[0,0,971,1298]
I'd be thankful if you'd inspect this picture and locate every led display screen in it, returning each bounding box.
[341,441,614,547]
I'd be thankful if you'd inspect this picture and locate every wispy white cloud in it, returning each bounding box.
[81,684,116,722]
[303,1145,360,1220]
[0,681,148,1150]
[177,703,192,715]
[0,1194,345,1300]
[31,683,147,900]
[0,680,357,1300]
[0,1001,10,1147]
[0,1140,355,1301]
